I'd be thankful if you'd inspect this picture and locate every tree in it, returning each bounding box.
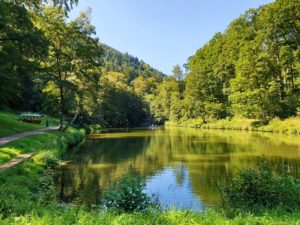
[172,64,184,82]
[35,7,102,130]
[183,33,228,122]
[0,1,48,110]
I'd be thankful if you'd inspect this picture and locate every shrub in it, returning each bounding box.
[84,124,102,134]
[101,175,156,213]
[221,164,300,213]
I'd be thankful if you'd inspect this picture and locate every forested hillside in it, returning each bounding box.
[0,0,165,128]
[102,45,165,83]
[150,0,300,124]
[98,45,165,126]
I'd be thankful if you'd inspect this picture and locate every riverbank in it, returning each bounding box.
[0,127,85,216]
[0,128,84,165]
[1,114,300,224]
[166,117,300,135]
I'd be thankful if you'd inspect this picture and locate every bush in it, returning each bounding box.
[83,124,102,134]
[101,175,157,213]
[221,164,300,213]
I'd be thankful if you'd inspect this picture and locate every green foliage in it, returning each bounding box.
[201,117,258,131]
[151,0,300,124]
[148,77,181,123]
[95,72,148,127]
[172,65,184,82]
[257,117,300,134]
[34,6,103,129]
[102,45,165,84]
[221,163,300,212]
[0,160,55,216]
[2,0,300,129]
[199,117,300,134]
[0,0,164,128]
[102,175,155,213]
[0,1,47,111]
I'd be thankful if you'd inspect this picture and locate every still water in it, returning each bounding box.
[55,127,300,210]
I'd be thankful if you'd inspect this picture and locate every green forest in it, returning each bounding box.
[150,0,300,124]
[1,0,300,130]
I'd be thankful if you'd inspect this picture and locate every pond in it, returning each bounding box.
[54,127,300,210]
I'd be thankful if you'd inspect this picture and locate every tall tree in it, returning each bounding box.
[0,1,47,110]
[35,7,102,130]
[172,65,184,82]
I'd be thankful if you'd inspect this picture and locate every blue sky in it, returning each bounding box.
[70,0,274,75]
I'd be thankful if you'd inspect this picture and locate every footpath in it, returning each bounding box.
[0,127,59,171]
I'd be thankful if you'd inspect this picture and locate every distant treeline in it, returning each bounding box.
[149,0,300,124]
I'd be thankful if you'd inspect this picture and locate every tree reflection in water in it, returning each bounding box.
[54,127,300,209]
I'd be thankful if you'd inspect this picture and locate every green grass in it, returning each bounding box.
[257,117,300,134]
[169,117,300,135]
[0,112,43,138]
[0,127,85,165]
[166,118,203,128]
[0,128,85,215]
[0,111,60,138]
[201,117,258,131]
[1,207,300,225]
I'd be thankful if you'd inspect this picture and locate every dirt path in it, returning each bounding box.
[0,127,59,171]
[0,153,35,171]
[0,127,59,146]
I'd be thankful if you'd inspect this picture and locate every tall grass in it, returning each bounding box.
[169,116,300,135]
[2,207,300,225]
[257,117,300,134]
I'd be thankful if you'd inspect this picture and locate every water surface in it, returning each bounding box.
[55,127,300,210]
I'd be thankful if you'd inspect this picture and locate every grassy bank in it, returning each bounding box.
[0,127,85,165]
[0,127,85,215]
[0,111,60,138]
[0,112,43,138]
[2,207,300,225]
[166,117,300,134]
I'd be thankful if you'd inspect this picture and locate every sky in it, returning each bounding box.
[69,0,274,75]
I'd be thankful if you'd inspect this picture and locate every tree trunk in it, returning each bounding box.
[59,84,65,131]
[63,105,79,132]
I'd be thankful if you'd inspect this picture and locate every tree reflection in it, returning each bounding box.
[55,128,300,208]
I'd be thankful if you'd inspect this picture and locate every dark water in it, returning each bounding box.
[54,127,300,210]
